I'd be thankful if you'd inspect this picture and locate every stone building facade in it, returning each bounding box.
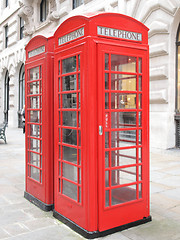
[0,0,180,150]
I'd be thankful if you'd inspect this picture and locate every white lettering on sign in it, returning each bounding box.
[28,45,45,58]
[59,27,84,45]
[97,26,142,42]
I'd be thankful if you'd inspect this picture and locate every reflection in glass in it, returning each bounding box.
[139,183,142,198]
[29,124,41,138]
[111,74,136,91]
[62,94,77,108]
[63,163,77,183]
[63,146,77,164]
[111,130,136,148]
[111,93,136,109]
[30,67,40,80]
[105,73,109,89]
[62,111,77,127]
[62,75,77,91]
[111,55,136,73]
[30,166,40,182]
[105,171,109,187]
[30,152,40,167]
[139,76,142,91]
[105,93,109,109]
[105,190,109,207]
[78,74,80,89]
[111,185,136,205]
[29,81,41,94]
[62,56,76,74]
[105,151,109,168]
[62,129,77,146]
[29,110,41,123]
[139,94,142,109]
[29,96,41,109]
[111,112,136,129]
[105,53,109,70]
[139,58,142,73]
[105,132,109,148]
[78,55,80,71]
[111,148,136,167]
[29,138,41,152]
[62,179,77,201]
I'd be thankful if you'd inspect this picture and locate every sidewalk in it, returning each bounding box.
[0,127,180,240]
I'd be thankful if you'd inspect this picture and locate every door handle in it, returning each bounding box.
[99,125,103,135]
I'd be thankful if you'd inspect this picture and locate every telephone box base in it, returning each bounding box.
[24,191,54,212]
[53,210,152,239]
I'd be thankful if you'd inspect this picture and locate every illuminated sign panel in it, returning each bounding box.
[28,45,45,58]
[58,27,84,45]
[97,26,142,42]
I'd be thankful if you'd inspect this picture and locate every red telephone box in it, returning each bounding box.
[24,36,54,211]
[53,12,151,238]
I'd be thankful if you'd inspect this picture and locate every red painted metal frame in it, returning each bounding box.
[53,12,149,234]
[25,36,54,208]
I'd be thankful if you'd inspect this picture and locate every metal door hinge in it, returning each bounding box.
[99,125,103,135]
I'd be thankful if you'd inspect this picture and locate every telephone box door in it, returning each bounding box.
[98,43,149,231]
[54,44,87,229]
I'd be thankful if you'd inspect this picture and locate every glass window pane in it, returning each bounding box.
[30,67,40,80]
[62,94,77,108]
[111,74,136,91]
[62,129,77,146]
[105,132,109,148]
[105,151,109,168]
[62,146,77,164]
[105,93,109,109]
[78,55,80,71]
[105,171,109,187]
[78,74,80,89]
[105,190,110,207]
[111,148,136,167]
[29,152,40,167]
[30,167,40,182]
[29,138,41,152]
[111,93,136,109]
[62,56,76,74]
[29,124,41,138]
[62,180,77,201]
[105,53,109,70]
[62,111,77,127]
[139,183,142,198]
[62,75,77,91]
[111,130,136,148]
[105,73,109,89]
[111,185,137,205]
[139,76,142,91]
[139,94,142,109]
[111,112,136,129]
[29,110,41,123]
[28,81,41,94]
[111,55,136,73]
[29,96,41,109]
[139,58,142,73]
[139,148,142,162]
[112,167,136,186]
[63,163,77,183]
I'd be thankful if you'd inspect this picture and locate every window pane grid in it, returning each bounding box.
[104,53,143,208]
[27,66,42,183]
[58,54,82,204]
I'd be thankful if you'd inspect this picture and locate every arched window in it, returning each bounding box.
[40,0,48,22]
[18,64,25,127]
[4,71,9,123]
[175,24,180,147]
